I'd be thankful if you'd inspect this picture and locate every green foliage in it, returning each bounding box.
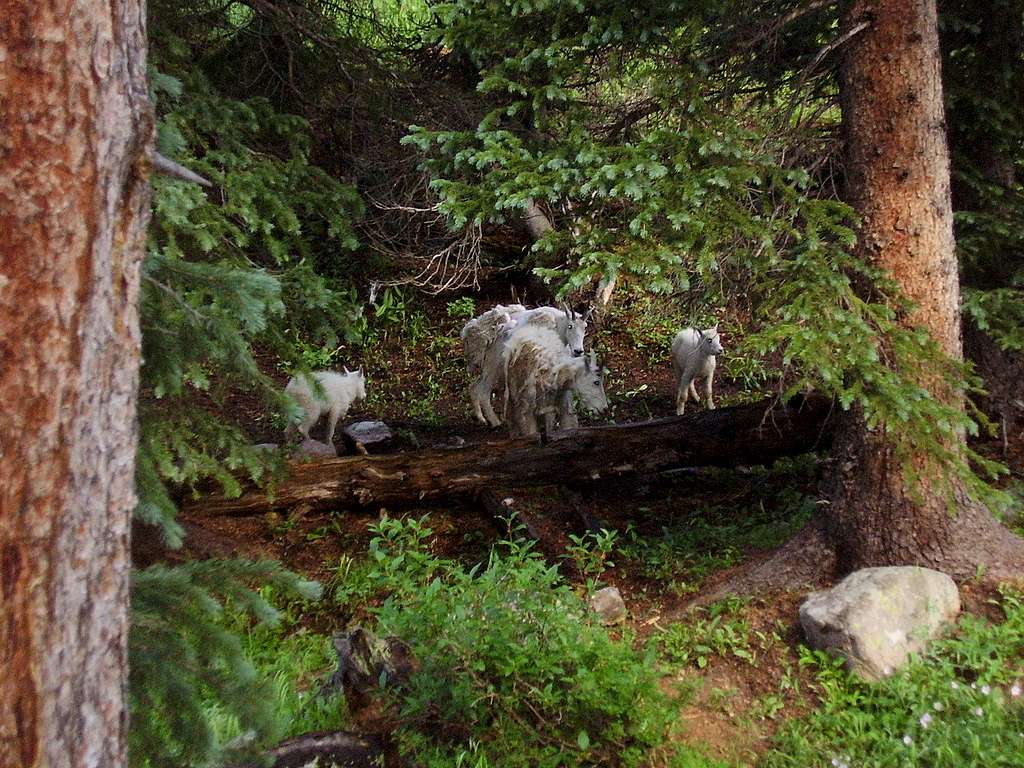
[653,598,756,671]
[207,608,345,745]
[405,0,1015,510]
[360,517,718,768]
[130,23,365,768]
[605,287,697,366]
[963,286,1024,352]
[139,61,366,543]
[446,295,478,319]
[129,560,322,768]
[941,0,1024,352]
[764,589,1024,768]
[564,528,618,592]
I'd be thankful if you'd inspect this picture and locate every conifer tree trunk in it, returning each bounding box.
[0,2,152,766]
[830,0,1024,576]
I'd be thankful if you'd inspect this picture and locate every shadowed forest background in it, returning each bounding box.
[65,0,1024,765]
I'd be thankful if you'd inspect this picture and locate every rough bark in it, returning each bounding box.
[831,0,1024,577]
[0,2,153,766]
[184,395,836,516]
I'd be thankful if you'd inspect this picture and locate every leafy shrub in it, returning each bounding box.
[764,589,1024,768]
[360,517,719,768]
[564,527,618,592]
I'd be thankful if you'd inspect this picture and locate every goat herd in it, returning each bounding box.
[285,303,725,443]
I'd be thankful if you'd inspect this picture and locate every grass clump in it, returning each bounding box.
[362,516,724,768]
[763,589,1024,768]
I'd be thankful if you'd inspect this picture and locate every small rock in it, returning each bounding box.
[294,439,337,458]
[342,420,393,454]
[799,566,960,680]
[589,586,627,625]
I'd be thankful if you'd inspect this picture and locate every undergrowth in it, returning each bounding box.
[763,589,1024,768]
[618,483,817,595]
[653,598,760,671]
[359,516,724,768]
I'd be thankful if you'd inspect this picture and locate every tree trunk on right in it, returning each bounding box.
[830,0,1024,577]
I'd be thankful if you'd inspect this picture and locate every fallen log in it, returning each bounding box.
[185,394,835,517]
[232,731,383,768]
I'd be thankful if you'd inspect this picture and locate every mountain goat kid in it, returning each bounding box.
[285,367,366,445]
[503,325,608,438]
[671,326,723,415]
[463,304,590,427]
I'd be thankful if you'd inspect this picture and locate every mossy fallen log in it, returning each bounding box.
[185,395,835,516]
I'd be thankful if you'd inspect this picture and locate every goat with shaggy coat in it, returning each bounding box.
[503,325,608,437]
[463,304,589,427]
[285,368,367,444]
[671,326,723,415]
[459,303,526,377]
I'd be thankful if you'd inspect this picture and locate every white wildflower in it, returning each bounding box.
[981,684,992,696]
[882,665,893,676]
[903,735,913,746]
[933,701,944,711]
[974,706,984,717]
[951,681,960,690]
[1011,683,1021,698]
[919,713,933,728]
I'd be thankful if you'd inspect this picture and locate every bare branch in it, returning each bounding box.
[783,20,871,125]
[150,151,213,187]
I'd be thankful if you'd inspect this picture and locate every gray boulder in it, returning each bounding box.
[800,566,960,680]
[589,586,627,625]
[342,420,393,454]
[294,438,337,458]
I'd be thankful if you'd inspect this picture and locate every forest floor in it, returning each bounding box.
[144,277,1024,765]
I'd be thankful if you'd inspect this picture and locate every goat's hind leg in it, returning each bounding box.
[475,371,504,427]
[325,407,343,445]
[469,379,487,425]
[675,376,692,416]
[470,376,502,426]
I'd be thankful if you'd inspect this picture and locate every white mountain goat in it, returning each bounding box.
[671,326,723,415]
[503,325,608,437]
[459,303,526,377]
[463,304,590,426]
[285,367,367,444]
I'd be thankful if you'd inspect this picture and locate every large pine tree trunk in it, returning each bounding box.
[831,0,1023,576]
[0,2,152,766]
